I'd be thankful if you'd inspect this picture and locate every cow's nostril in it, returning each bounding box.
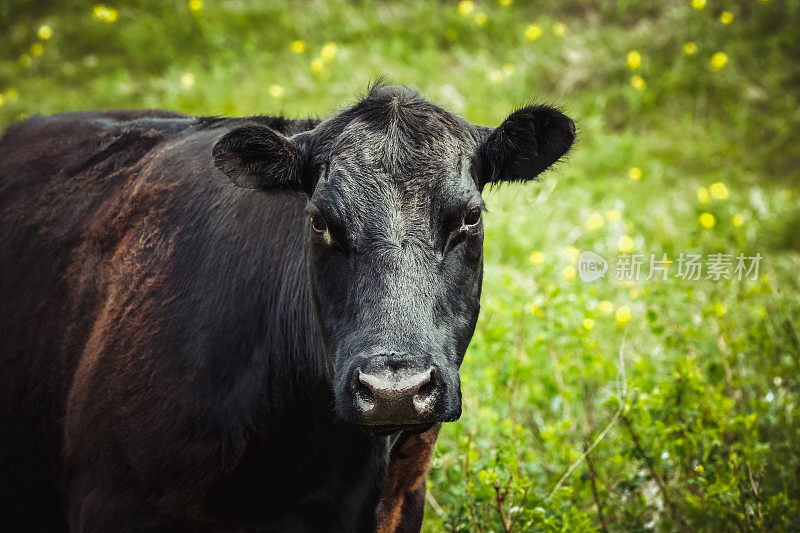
[416,375,435,397]
[353,369,375,412]
[412,367,438,414]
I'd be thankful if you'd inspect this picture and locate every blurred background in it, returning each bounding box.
[1,0,799,530]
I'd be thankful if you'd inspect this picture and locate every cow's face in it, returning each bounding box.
[214,85,575,434]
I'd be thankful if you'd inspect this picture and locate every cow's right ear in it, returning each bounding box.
[474,105,576,189]
[213,124,308,192]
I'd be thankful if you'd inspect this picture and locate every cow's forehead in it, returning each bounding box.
[327,127,464,182]
[313,154,467,226]
[315,85,480,172]
[316,119,475,208]
[309,86,482,231]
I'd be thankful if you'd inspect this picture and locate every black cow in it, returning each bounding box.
[0,84,574,532]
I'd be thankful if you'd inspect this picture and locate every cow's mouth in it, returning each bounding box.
[360,421,436,436]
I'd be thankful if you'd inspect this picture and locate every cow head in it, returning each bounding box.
[213,85,575,435]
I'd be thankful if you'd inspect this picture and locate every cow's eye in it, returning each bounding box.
[310,216,328,234]
[463,206,482,227]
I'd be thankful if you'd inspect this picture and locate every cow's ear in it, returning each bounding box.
[213,124,308,192]
[476,105,576,188]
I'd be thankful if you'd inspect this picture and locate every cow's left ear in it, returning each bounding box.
[476,105,576,188]
[213,124,310,192]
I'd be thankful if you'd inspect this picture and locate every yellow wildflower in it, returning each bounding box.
[720,11,733,24]
[697,186,709,204]
[529,251,544,265]
[709,182,729,200]
[562,266,576,281]
[502,64,515,76]
[699,212,716,228]
[524,24,542,41]
[615,305,632,324]
[606,210,622,222]
[499,0,512,5]
[0,94,4,107]
[599,300,615,314]
[37,25,53,40]
[629,288,641,299]
[290,40,306,54]
[732,213,744,227]
[630,75,647,91]
[188,0,203,13]
[684,42,697,55]
[585,212,605,231]
[627,50,641,70]
[628,167,642,181]
[710,52,728,70]
[564,246,580,264]
[618,235,635,253]
[320,42,338,62]
[30,43,44,57]
[310,57,324,73]
[474,12,487,25]
[583,318,595,331]
[692,0,706,9]
[4,88,18,101]
[713,302,727,317]
[180,72,195,88]
[268,84,285,98]
[92,4,119,23]
[531,304,545,318]
[457,0,474,16]
[553,22,566,36]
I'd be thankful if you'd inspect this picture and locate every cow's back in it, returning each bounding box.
[0,110,332,529]
[0,110,192,528]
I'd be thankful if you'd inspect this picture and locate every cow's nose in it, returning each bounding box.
[353,365,440,425]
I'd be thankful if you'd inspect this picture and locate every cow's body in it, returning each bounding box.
[0,110,434,531]
[0,86,575,532]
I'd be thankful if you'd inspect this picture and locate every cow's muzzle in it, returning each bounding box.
[340,352,458,433]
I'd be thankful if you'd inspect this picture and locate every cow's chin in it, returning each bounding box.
[358,421,437,437]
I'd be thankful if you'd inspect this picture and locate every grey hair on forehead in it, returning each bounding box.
[315,82,469,174]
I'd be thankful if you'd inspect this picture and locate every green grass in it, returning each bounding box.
[2,0,800,530]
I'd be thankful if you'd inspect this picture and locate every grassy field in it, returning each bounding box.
[2,0,799,530]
